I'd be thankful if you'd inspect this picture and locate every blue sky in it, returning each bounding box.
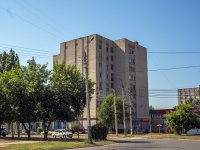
[0,0,200,109]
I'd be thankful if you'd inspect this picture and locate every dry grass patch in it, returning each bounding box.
[108,133,200,140]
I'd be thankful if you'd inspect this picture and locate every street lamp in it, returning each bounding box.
[84,37,94,144]
[128,88,133,135]
[118,77,127,136]
[113,89,118,136]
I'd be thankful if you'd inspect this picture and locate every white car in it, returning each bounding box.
[52,129,73,138]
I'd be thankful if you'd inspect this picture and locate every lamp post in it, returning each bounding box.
[118,77,127,136]
[199,85,200,98]
[113,89,118,136]
[128,89,133,135]
[84,37,94,144]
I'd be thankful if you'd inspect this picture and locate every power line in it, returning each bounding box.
[0,5,65,41]
[24,0,78,39]
[148,51,200,54]
[0,46,53,56]
[14,0,70,40]
[148,65,200,71]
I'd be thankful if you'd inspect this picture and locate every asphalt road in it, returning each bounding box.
[67,139,200,150]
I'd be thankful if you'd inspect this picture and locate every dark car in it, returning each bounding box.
[0,128,8,137]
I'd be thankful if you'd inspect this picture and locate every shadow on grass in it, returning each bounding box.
[0,136,86,142]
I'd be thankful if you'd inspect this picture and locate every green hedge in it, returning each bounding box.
[37,127,43,134]
[71,123,79,134]
[91,123,108,140]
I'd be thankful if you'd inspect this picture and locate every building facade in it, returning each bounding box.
[178,86,200,104]
[53,34,149,131]
[150,109,174,132]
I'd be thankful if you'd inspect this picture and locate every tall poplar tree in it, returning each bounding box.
[0,49,20,72]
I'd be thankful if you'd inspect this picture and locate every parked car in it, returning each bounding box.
[0,128,8,137]
[52,129,73,138]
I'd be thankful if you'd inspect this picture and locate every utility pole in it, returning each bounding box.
[84,37,94,144]
[113,89,118,136]
[199,85,200,98]
[129,89,133,135]
[118,77,126,136]
[150,112,152,138]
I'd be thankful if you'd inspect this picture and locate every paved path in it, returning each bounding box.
[66,138,200,150]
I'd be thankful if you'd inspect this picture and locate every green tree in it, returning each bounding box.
[0,67,27,138]
[149,105,155,110]
[0,49,20,73]
[37,63,95,140]
[97,94,123,129]
[0,60,95,140]
[21,58,51,140]
[165,103,199,134]
[52,63,95,118]
[0,49,20,136]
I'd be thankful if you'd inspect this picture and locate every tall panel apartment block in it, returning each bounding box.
[53,34,149,131]
[178,87,200,104]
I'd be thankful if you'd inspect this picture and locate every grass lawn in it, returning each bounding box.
[0,137,114,150]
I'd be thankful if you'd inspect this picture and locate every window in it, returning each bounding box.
[111,64,114,70]
[106,83,109,88]
[107,74,109,79]
[129,75,133,80]
[106,47,109,52]
[99,45,102,49]
[111,73,114,81]
[99,82,102,88]
[99,53,102,58]
[128,49,134,54]
[107,65,109,70]
[111,56,113,61]
[110,47,113,53]
[111,83,114,88]
[129,66,135,72]
[100,72,102,77]
[99,82,102,90]
[99,63,102,67]
[129,84,136,93]
[106,56,109,61]
[129,58,135,64]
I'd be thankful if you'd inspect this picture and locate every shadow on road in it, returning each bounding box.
[112,140,151,144]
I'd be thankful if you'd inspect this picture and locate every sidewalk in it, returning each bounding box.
[107,136,147,141]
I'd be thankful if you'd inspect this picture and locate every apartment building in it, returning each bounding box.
[53,34,149,131]
[178,86,200,104]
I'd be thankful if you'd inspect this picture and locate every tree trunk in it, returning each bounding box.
[27,122,31,140]
[77,118,79,139]
[0,123,2,138]
[43,119,51,141]
[17,122,20,138]
[11,122,14,139]
[22,122,31,140]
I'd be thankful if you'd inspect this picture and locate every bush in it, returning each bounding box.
[91,123,108,140]
[37,127,43,134]
[40,131,52,135]
[71,123,79,134]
